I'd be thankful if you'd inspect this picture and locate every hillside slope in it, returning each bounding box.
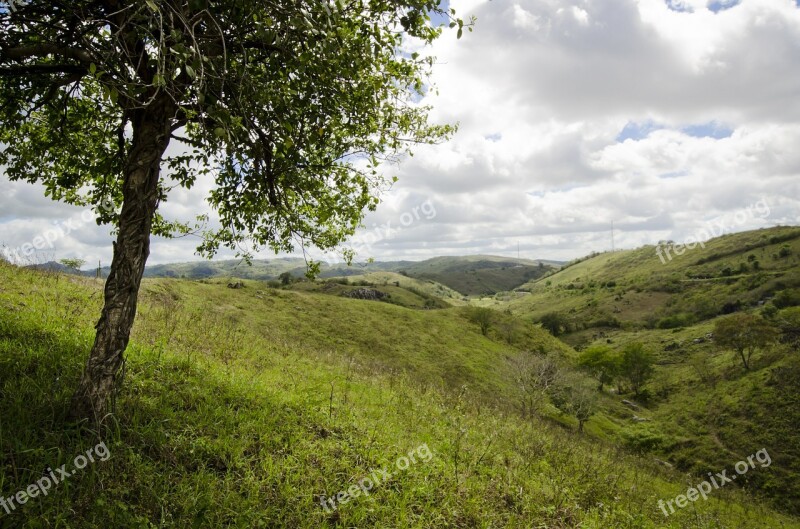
[497,226,800,513]
[136,255,559,297]
[1,262,796,527]
[508,225,800,335]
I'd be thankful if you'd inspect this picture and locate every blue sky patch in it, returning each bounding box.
[428,1,452,28]
[708,0,741,13]
[665,0,693,13]
[681,122,733,139]
[616,121,664,142]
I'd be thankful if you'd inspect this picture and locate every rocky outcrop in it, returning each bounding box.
[344,288,387,301]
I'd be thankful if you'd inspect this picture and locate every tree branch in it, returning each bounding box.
[1,44,93,63]
[0,64,87,76]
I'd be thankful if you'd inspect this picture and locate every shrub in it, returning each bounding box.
[467,307,494,336]
[623,425,668,452]
[774,289,800,309]
[619,343,655,396]
[656,313,695,329]
[539,312,569,336]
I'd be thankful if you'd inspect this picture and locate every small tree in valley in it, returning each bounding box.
[714,313,777,370]
[619,342,655,397]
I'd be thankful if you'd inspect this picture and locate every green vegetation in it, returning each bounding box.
[400,256,553,296]
[714,313,778,370]
[137,256,555,299]
[0,0,465,421]
[59,258,86,273]
[1,261,796,526]
[503,226,800,514]
[466,307,494,336]
[2,227,800,525]
[577,345,618,390]
[618,343,655,397]
[509,226,800,338]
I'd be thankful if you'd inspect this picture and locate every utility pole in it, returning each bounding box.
[517,241,520,259]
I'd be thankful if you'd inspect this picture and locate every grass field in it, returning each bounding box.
[1,259,798,527]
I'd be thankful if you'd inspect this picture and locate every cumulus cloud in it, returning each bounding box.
[1,0,799,266]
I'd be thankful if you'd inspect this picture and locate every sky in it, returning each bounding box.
[2,0,800,268]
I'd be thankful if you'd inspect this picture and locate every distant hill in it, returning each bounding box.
[134,255,562,296]
[393,255,554,296]
[142,257,305,280]
[504,225,800,335]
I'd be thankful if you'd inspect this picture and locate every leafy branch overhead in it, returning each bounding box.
[0,0,472,261]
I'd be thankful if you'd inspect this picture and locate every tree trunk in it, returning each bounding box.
[739,349,750,370]
[69,101,173,423]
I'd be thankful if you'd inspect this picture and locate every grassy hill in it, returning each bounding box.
[136,255,560,297]
[142,256,307,279]
[503,226,800,336]
[490,226,800,514]
[290,272,468,307]
[1,261,796,527]
[396,255,554,296]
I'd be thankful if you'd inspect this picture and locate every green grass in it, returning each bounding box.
[0,261,798,527]
[508,226,800,333]
[488,227,800,515]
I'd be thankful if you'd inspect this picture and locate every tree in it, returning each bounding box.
[59,258,86,273]
[1,1,469,422]
[714,313,777,370]
[618,343,654,397]
[775,307,800,349]
[539,312,568,337]
[468,307,494,336]
[548,373,597,432]
[577,345,618,391]
[278,271,293,286]
[511,353,562,419]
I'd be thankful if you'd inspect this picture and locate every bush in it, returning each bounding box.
[623,425,668,452]
[619,343,655,396]
[467,307,494,336]
[774,289,800,309]
[656,313,695,329]
[539,312,568,336]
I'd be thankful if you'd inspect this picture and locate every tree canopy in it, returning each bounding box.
[1,0,467,263]
[714,313,777,370]
[0,0,470,421]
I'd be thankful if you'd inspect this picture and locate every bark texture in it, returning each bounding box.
[69,99,173,422]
